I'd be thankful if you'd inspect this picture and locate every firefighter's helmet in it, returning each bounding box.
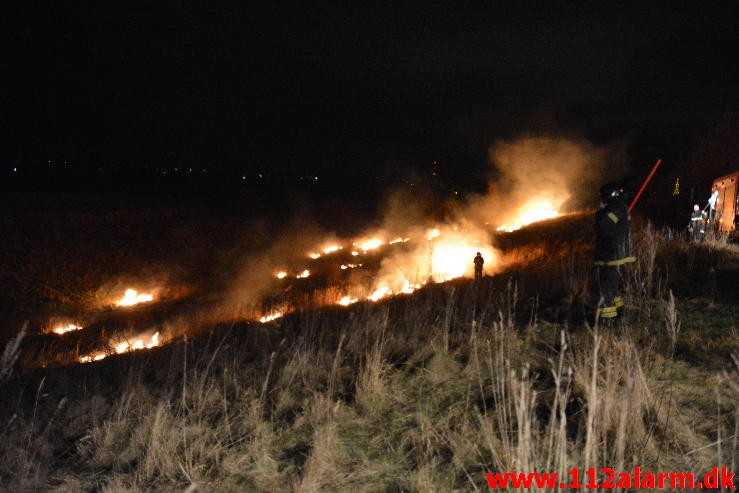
[600,182,624,204]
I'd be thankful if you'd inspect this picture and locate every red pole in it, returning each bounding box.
[628,158,663,212]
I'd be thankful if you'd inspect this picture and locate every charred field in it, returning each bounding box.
[1,192,738,492]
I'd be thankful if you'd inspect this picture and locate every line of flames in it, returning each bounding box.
[51,323,84,335]
[78,332,161,364]
[50,288,156,338]
[73,198,563,363]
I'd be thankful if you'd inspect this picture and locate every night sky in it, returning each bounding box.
[2,3,737,189]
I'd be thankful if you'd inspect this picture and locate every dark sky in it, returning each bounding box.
[2,2,737,182]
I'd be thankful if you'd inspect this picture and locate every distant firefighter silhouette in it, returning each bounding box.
[473,252,484,280]
[594,183,635,322]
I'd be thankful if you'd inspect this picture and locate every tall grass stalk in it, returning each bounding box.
[664,290,681,356]
[0,322,26,383]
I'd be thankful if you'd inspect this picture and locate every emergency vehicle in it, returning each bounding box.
[711,170,739,238]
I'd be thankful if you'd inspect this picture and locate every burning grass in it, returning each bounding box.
[259,310,286,324]
[495,196,562,232]
[115,288,155,307]
[279,223,499,307]
[48,323,84,335]
[0,224,737,491]
[77,331,162,364]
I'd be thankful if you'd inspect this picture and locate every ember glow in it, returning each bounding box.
[52,323,83,335]
[116,289,154,307]
[79,331,162,364]
[275,271,288,279]
[322,244,342,254]
[340,263,362,270]
[296,270,310,279]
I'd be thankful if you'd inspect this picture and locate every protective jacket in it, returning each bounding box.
[689,209,706,227]
[594,200,635,266]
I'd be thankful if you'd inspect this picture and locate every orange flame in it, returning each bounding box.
[52,323,84,335]
[363,225,496,300]
[79,331,161,364]
[400,280,422,294]
[114,332,160,353]
[116,289,154,307]
[367,286,392,302]
[322,244,342,254]
[495,197,561,232]
[259,311,284,323]
[354,238,384,252]
[389,237,410,244]
[79,353,106,364]
[308,243,343,259]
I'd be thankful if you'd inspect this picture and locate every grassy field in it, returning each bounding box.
[0,204,737,491]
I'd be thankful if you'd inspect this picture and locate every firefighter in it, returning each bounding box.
[594,183,635,323]
[473,252,484,280]
[688,204,706,241]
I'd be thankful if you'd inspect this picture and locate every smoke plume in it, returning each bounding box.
[467,135,625,229]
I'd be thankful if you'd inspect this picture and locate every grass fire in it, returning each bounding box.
[115,288,155,307]
[3,3,738,489]
[1,137,737,491]
[78,331,162,364]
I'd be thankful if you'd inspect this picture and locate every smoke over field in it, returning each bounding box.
[0,135,632,367]
[466,135,626,231]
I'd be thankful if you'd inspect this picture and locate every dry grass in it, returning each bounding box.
[0,322,25,383]
[1,224,737,491]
